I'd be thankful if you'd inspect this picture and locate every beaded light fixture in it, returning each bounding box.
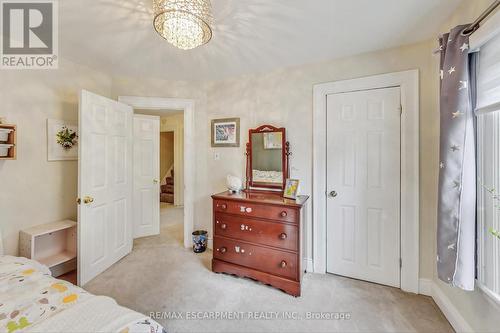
[153,0,213,50]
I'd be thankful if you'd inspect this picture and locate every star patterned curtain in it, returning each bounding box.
[437,24,476,291]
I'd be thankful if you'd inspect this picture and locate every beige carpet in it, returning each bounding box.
[84,204,453,333]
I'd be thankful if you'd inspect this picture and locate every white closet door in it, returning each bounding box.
[78,90,133,286]
[133,115,160,238]
[326,87,401,287]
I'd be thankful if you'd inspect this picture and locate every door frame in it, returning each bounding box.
[118,96,195,249]
[312,70,420,293]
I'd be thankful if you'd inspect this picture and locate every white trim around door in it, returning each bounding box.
[312,70,420,293]
[118,96,195,249]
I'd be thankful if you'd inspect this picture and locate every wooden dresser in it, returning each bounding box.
[211,190,309,296]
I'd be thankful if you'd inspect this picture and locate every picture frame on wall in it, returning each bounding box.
[283,178,300,200]
[47,119,78,161]
[211,118,240,147]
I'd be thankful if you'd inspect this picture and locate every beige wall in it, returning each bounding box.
[0,59,112,256]
[160,132,174,180]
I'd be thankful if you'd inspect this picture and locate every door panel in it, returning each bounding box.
[78,90,133,286]
[133,115,160,238]
[326,87,401,288]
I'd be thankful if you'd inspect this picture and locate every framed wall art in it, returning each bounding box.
[47,119,78,161]
[211,118,240,147]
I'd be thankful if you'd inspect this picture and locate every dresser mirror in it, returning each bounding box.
[246,125,289,191]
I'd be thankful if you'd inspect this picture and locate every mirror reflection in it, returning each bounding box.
[251,132,283,184]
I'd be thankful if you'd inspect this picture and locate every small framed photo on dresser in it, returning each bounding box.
[283,179,299,199]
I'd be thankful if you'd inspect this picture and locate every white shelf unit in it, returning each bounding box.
[20,220,77,277]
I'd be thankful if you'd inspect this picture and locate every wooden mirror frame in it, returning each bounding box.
[246,124,290,191]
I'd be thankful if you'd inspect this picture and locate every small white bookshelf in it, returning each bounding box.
[19,220,77,277]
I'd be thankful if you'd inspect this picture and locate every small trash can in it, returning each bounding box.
[192,230,208,253]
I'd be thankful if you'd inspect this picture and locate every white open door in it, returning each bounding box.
[133,114,160,238]
[326,87,401,288]
[78,90,133,286]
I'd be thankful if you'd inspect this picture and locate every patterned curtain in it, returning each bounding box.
[437,24,476,291]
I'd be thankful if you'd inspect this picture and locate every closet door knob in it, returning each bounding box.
[329,191,338,198]
[280,211,287,217]
[280,260,287,268]
[279,233,287,240]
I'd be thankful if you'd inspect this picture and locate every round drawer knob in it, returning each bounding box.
[280,260,287,268]
[280,211,287,217]
[219,247,227,254]
[221,204,227,209]
[220,223,227,230]
[279,233,287,240]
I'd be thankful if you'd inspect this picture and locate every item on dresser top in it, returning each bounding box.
[283,179,300,200]
[226,174,243,193]
[246,125,289,190]
[211,190,309,296]
[192,230,208,253]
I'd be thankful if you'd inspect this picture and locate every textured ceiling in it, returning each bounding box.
[59,0,462,81]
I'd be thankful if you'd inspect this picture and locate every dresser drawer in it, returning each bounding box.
[214,200,297,223]
[214,214,298,251]
[213,236,298,280]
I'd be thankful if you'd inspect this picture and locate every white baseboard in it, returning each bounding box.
[419,278,432,296]
[304,258,314,272]
[419,278,473,333]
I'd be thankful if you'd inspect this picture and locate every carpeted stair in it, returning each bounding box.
[160,170,174,204]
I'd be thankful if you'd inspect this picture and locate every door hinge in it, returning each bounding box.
[399,258,402,268]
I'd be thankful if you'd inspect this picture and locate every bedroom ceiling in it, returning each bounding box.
[59,0,462,81]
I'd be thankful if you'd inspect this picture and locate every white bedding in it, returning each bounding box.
[252,169,283,184]
[0,255,165,333]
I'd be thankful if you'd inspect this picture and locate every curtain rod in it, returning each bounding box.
[461,0,500,36]
[433,0,500,54]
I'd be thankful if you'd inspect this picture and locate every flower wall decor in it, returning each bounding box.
[47,119,78,161]
[56,126,78,150]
